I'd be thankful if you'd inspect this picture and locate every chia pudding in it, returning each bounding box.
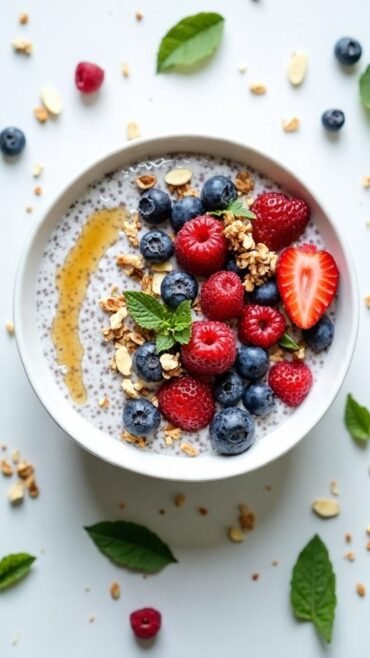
[35,153,337,457]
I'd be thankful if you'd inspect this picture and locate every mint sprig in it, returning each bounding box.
[210,199,256,220]
[125,291,192,352]
[279,333,300,351]
[345,393,370,441]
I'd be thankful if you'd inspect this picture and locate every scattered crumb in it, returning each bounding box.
[366,541,370,551]
[121,63,130,78]
[288,52,308,86]
[84,586,91,592]
[158,508,166,515]
[198,506,208,516]
[12,38,32,54]
[180,443,198,457]
[135,174,156,190]
[344,551,355,562]
[312,497,340,518]
[5,322,15,336]
[98,395,110,409]
[249,82,267,95]
[19,12,29,24]
[119,501,126,510]
[238,64,247,73]
[362,176,370,189]
[17,461,34,479]
[0,444,7,451]
[109,582,121,600]
[228,526,245,543]
[282,117,300,133]
[174,493,186,508]
[1,460,13,477]
[25,206,33,213]
[272,560,279,567]
[366,221,370,228]
[88,615,96,623]
[32,163,43,178]
[366,525,370,536]
[364,296,370,308]
[345,533,352,543]
[265,485,272,491]
[135,10,144,21]
[11,634,21,646]
[34,186,43,196]
[12,450,21,464]
[126,121,141,141]
[251,573,260,581]
[34,106,49,123]
[7,481,24,506]
[238,504,256,532]
[330,479,340,496]
[356,583,366,597]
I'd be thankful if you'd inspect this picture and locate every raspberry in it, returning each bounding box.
[268,360,313,407]
[158,376,215,431]
[75,62,105,94]
[252,192,310,251]
[130,608,161,640]
[200,271,244,320]
[238,305,286,348]
[181,320,237,376]
[174,215,229,277]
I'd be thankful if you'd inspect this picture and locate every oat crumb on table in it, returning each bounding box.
[5,321,15,336]
[34,106,49,123]
[121,63,130,78]
[32,163,44,178]
[135,10,143,20]
[366,541,370,551]
[228,526,245,543]
[356,583,366,597]
[251,573,260,581]
[88,615,96,623]
[109,582,121,600]
[12,38,32,54]
[198,506,208,516]
[272,560,279,567]
[25,205,33,213]
[344,551,355,562]
[126,121,141,141]
[249,83,267,95]
[330,479,340,496]
[362,176,370,188]
[238,64,247,73]
[19,12,29,24]
[364,296,370,308]
[366,525,370,536]
[1,460,13,477]
[174,493,186,508]
[34,186,43,196]
[282,117,300,133]
[345,532,352,543]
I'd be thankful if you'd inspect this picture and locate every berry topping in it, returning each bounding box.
[123,399,161,437]
[139,229,174,263]
[75,62,105,94]
[158,376,215,431]
[249,279,280,306]
[334,37,362,66]
[268,360,313,407]
[171,196,205,232]
[235,345,269,381]
[225,255,247,279]
[214,371,244,406]
[200,271,244,320]
[201,175,238,211]
[321,109,345,132]
[242,382,275,417]
[252,192,310,251]
[210,407,255,455]
[175,215,229,277]
[132,342,163,382]
[130,607,162,640]
[160,270,198,309]
[138,188,172,225]
[181,320,237,376]
[0,127,26,156]
[302,315,334,353]
[276,244,339,329]
[238,304,286,348]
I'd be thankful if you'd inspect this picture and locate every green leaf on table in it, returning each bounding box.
[85,521,177,573]
[359,65,370,109]
[157,12,225,73]
[290,534,336,644]
[344,393,370,440]
[156,332,176,354]
[124,291,167,330]
[0,553,36,591]
[210,199,256,221]
[279,333,300,351]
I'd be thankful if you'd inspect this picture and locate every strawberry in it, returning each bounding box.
[268,360,313,407]
[276,244,339,329]
[181,320,237,376]
[174,215,229,277]
[158,376,215,431]
[200,271,244,320]
[252,192,310,251]
[238,304,286,348]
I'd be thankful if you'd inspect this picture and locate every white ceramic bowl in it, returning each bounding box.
[14,135,359,481]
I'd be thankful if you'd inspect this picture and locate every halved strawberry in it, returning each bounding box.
[276,244,339,329]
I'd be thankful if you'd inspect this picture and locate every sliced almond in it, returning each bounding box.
[312,498,340,519]
[40,86,62,115]
[109,306,128,330]
[282,117,300,133]
[152,272,166,296]
[126,121,140,141]
[115,345,132,376]
[165,168,192,187]
[8,481,24,506]
[151,260,173,272]
[32,163,44,178]
[121,379,139,399]
[228,526,245,543]
[288,52,308,86]
[5,321,15,336]
[249,83,267,95]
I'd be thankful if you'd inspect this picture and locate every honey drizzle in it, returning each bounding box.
[51,208,126,404]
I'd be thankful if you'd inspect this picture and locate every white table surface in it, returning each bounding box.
[1,0,370,655]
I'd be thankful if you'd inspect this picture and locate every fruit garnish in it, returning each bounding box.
[200,271,244,320]
[252,192,309,251]
[174,215,229,276]
[130,607,162,640]
[238,304,286,348]
[158,376,215,431]
[181,320,236,376]
[276,244,339,329]
[75,62,105,94]
[268,360,313,407]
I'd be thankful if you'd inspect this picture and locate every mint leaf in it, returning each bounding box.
[156,333,176,354]
[210,199,256,220]
[125,291,166,330]
[359,65,370,109]
[174,325,192,345]
[157,13,225,73]
[85,521,177,573]
[279,333,300,351]
[291,535,336,644]
[345,394,370,440]
[0,553,36,591]
[173,300,192,330]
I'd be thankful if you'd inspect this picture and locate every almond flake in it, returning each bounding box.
[249,83,267,95]
[98,396,110,409]
[34,106,49,123]
[135,174,156,190]
[282,117,300,133]
[238,64,247,73]
[127,121,140,141]
[32,163,44,178]
[362,176,370,188]
[109,582,121,600]
[312,498,340,518]
[228,526,245,543]
[121,63,130,78]
[151,260,173,272]
[115,346,132,376]
[40,86,62,115]
[109,306,127,330]
[121,379,139,399]
[330,479,340,496]
[8,481,24,506]
[152,272,166,296]
[180,443,198,457]
[288,52,308,86]
[356,583,366,597]
[5,321,15,336]
[165,168,192,187]
[12,38,32,54]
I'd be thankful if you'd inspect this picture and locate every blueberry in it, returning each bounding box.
[138,188,172,225]
[302,315,334,353]
[171,196,205,232]
[322,109,345,132]
[140,229,174,263]
[235,345,269,380]
[334,37,362,66]
[201,175,237,211]
[225,255,247,279]
[161,271,198,309]
[0,127,26,156]
[132,342,163,382]
[242,382,275,417]
[214,371,243,406]
[249,280,280,306]
[123,398,161,437]
[210,407,255,456]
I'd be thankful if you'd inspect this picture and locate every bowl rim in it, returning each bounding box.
[14,133,360,481]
